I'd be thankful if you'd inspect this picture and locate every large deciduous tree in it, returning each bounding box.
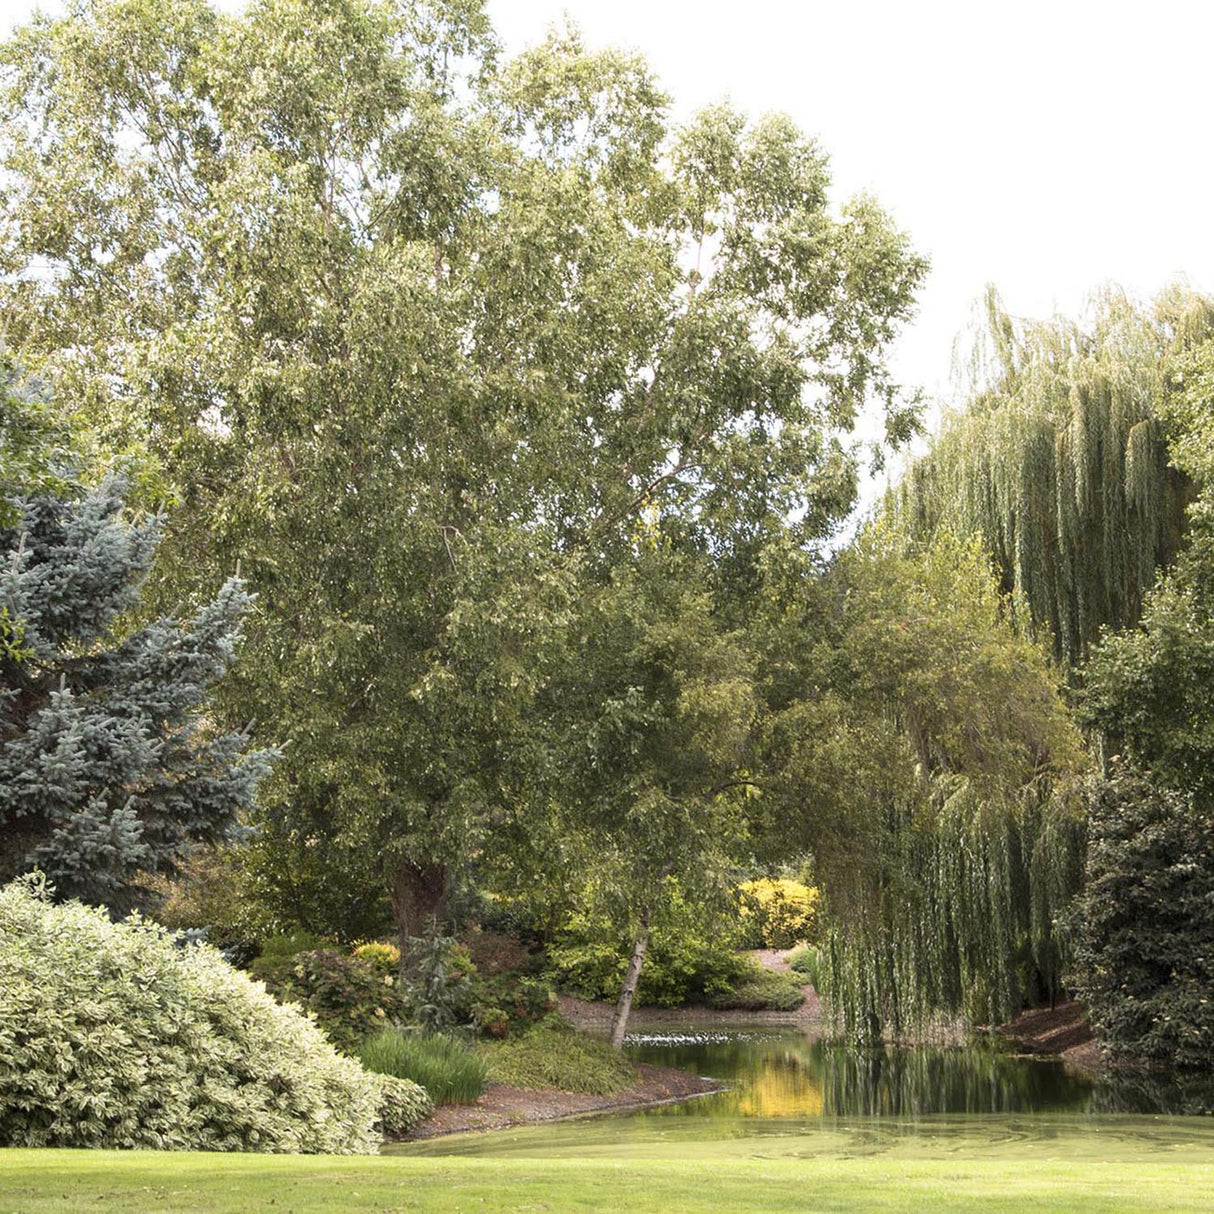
[0,1,926,950]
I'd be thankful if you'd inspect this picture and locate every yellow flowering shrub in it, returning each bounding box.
[351,940,401,972]
[736,878,820,948]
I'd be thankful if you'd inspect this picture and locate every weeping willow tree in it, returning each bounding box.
[761,529,1088,1042]
[821,783,1085,1043]
[799,290,1214,1042]
[888,289,1206,664]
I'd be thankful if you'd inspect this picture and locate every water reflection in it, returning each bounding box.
[388,1029,1214,1159]
[627,1029,1214,1119]
[627,1032,1094,1118]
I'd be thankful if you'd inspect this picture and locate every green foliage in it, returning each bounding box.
[146,847,276,956]
[887,289,1205,664]
[0,475,273,912]
[0,877,396,1153]
[735,878,820,948]
[1082,579,1214,804]
[759,530,1087,1041]
[468,974,557,1038]
[706,968,806,1012]
[0,0,925,953]
[788,946,822,985]
[259,931,329,961]
[253,949,409,1054]
[544,902,749,1008]
[402,934,475,1033]
[368,1071,435,1137]
[358,1030,487,1107]
[479,1023,635,1094]
[1067,775,1214,1070]
[0,360,70,524]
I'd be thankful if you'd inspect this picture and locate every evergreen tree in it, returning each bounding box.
[0,475,272,911]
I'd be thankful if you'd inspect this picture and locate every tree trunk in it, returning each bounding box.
[610,912,650,1050]
[390,859,447,975]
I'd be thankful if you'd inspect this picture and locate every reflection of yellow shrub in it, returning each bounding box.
[351,941,401,972]
[736,879,820,948]
[736,1063,824,1118]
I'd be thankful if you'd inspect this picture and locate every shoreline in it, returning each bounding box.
[397,1062,725,1141]
[396,989,1102,1144]
[994,999,1101,1071]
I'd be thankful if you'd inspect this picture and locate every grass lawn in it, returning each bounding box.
[2,1148,1212,1213]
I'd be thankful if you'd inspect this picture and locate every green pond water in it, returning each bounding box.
[390,1025,1214,1161]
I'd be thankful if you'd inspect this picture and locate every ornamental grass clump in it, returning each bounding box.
[480,1023,635,1094]
[358,1029,487,1106]
[0,878,431,1152]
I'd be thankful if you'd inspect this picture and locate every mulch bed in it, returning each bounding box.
[400,1064,724,1140]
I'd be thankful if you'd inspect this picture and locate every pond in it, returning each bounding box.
[393,1024,1214,1161]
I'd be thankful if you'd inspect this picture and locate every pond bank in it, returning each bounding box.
[399,992,1100,1142]
[399,1063,724,1140]
[995,1000,1100,1070]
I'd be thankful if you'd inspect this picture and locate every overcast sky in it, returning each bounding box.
[5,0,1212,464]
[488,1,1213,402]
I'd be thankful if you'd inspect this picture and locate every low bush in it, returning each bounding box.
[351,940,400,972]
[469,973,557,1037]
[258,930,329,959]
[0,877,417,1153]
[788,946,822,986]
[479,1023,635,1094]
[545,908,749,1007]
[735,879,820,949]
[464,929,542,976]
[253,948,409,1053]
[359,1029,487,1106]
[370,1072,436,1136]
[708,969,806,1012]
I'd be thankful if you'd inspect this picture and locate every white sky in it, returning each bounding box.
[487,1,1214,476]
[4,0,1212,473]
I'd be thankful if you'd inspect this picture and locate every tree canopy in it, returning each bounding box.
[0,0,926,949]
[886,290,1211,664]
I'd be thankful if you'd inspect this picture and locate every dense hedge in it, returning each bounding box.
[1069,776,1214,1070]
[0,879,430,1151]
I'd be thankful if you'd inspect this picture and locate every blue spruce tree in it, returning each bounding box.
[0,474,273,911]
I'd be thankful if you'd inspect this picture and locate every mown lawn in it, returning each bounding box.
[1,1149,1211,1213]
